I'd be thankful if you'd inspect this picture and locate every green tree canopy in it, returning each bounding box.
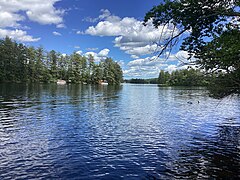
[145,0,240,54]
[145,0,240,97]
[0,37,123,85]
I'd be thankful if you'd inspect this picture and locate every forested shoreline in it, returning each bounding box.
[125,68,210,86]
[0,35,238,99]
[157,69,209,86]
[0,37,123,85]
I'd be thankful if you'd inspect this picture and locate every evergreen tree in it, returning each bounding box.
[48,50,58,81]
[103,58,123,85]
[16,43,28,82]
[0,37,16,82]
[58,54,68,80]
[27,47,37,82]
[0,37,123,85]
[158,68,208,86]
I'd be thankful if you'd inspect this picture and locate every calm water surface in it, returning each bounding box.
[0,83,239,179]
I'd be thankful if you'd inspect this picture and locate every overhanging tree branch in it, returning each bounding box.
[156,26,190,58]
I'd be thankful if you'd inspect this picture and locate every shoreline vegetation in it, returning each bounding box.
[0,37,123,85]
[0,36,239,98]
[125,69,239,99]
[125,69,210,86]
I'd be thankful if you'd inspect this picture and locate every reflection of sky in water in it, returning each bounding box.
[0,84,239,179]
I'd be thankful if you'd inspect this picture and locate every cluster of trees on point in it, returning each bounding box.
[158,68,209,86]
[145,0,240,98]
[0,37,123,85]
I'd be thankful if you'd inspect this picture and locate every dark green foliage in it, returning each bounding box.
[145,0,240,97]
[197,30,240,71]
[0,37,123,84]
[48,50,58,80]
[103,58,123,85]
[0,37,18,82]
[125,68,207,86]
[125,78,158,84]
[145,0,239,54]
[125,79,148,84]
[91,63,104,84]
[158,70,170,84]
[162,68,209,86]
[196,29,240,97]
[158,68,209,86]
[208,72,240,98]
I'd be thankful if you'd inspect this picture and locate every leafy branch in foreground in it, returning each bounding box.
[145,0,240,55]
[145,0,240,98]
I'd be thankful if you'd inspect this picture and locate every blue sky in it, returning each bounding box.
[0,0,191,79]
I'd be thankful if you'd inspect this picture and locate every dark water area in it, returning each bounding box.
[0,83,239,179]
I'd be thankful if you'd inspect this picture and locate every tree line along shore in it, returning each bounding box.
[0,37,123,85]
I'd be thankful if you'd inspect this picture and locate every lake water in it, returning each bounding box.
[0,83,239,179]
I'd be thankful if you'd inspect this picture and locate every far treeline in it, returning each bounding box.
[0,37,123,85]
[125,68,209,86]
[157,69,209,86]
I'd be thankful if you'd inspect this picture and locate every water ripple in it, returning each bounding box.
[0,84,239,179]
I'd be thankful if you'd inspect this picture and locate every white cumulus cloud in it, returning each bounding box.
[123,50,195,78]
[0,11,24,28]
[131,55,139,59]
[53,31,62,36]
[0,0,64,42]
[0,0,64,27]
[84,48,110,62]
[98,48,110,57]
[56,23,66,28]
[124,56,169,78]
[83,9,112,23]
[164,65,177,73]
[85,10,179,57]
[0,28,40,42]
[76,50,83,55]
